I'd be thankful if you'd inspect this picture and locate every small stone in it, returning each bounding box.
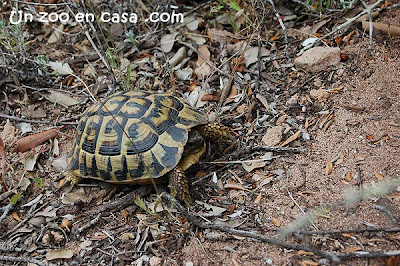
[294,47,341,73]
[310,89,330,102]
[262,126,283,146]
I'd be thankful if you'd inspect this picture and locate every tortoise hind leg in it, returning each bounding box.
[168,167,193,206]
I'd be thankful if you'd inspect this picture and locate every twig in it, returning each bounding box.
[177,39,245,85]
[161,193,342,262]
[0,113,78,125]
[373,204,398,224]
[0,203,13,224]
[299,227,400,235]
[0,191,13,202]
[0,255,45,266]
[267,0,288,58]
[76,213,102,235]
[230,146,306,159]
[2,202,49,239]
[163,193,400,262]
[286,171,318,230]
[301,0,384,52]
[84,186,151,216]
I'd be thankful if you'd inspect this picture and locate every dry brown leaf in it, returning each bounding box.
[342,232,351,238]
[361,21,400,36]
[255,93,269,110]
[365,134,374,140]
[325,160,333,175]
[271,218,281,227]
[224,182,251,191]
[342,246,362,253]
[297,250,315,256]
[0,137,4,167]
[280,129,301,147]
[15,128,60,152]
[46,249,74,261]
[386,256,400,266]
[89,233,107,240]
[345,172,353,182]
[197,45,211,65]
[12,211,22,222]
[254,193,262,204]
[242,160,267,173]
[121,209,129,219]
[375,172,385,180]
[302,260,319,266]
[59,218,72,230]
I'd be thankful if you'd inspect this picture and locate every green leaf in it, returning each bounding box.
[34,176,45,188]
[228,0,241,11]
[10,193,21,205]
[134,195,155,215]
[125,65,131,89]
[227,11,238,32]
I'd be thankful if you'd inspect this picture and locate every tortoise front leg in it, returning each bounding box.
[196,122,235,150]
[168,167,193,206]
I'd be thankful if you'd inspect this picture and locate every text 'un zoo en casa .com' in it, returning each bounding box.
[9,10,184,24]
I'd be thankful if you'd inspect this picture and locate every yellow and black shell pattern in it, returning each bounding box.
[66,90,208,184]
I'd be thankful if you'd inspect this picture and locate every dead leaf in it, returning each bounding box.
[244,46,270,67]
[49,61,73,76]
[121,209,129,219]
[47,24,63,44]
[345,172,352,182]
[59,218,72,230]
[361,21,400,36]
[224,182,251,191]
[12,211,22,221]
[0,120,17,146]
[325,160,333,175]
[160,32,178,53]
[197,45,210,65]
[254,193,262,204]
[46,90,80,107]
[297,250,315,256]
[302,260,319,266]
[342,246,362,253]
[280,129,301,146]
[16,128,59,152]
[46,249,74,260]
[271,218,281,227]
[196,201,226,216]
[375,172,385,180]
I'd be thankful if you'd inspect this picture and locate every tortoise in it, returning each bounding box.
[66,90,234,205]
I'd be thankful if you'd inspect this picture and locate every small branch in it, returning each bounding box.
[0,203,13,224]
[76,213,102,235]
[299,227,400,235]
[230,145,306,159]
[301,0,384,52]
[0,255,45,266]
[373,204,398,224]
[177,39,245,86]
[0,113,78,125]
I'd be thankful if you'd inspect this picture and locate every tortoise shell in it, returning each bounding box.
[66,90,208,184]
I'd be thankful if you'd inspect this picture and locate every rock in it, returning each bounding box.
[310,89,330,102]
[294,47,341,73]
[262,126,283,146]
